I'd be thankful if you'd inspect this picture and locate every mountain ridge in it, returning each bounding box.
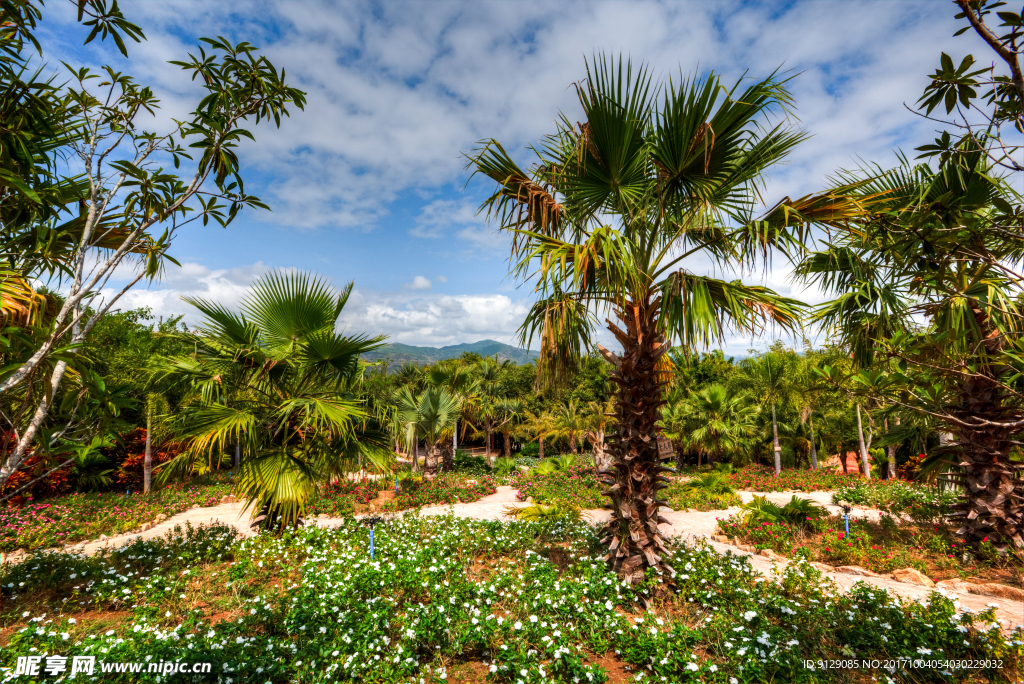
[361,339,540,365]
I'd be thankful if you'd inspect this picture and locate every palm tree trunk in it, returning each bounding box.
[539,435,544,460]
[570,434,578,454]
[143,405,153,495]
[412,441,419,472]
[234,442,240,470]
[453,420,458,454]
[856,404,871,480]
[485,420,492,461]
[885,416,897,480]
[598,296,672,585]
[503,431,511,458]
[808,413,819,471]
[771,402,781,476]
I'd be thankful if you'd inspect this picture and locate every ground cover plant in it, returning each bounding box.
[728,465,860,492]
[663,473,742,512]
[718,512,1023,586]
[0,475,234,553]
[833,480,959,525]
[0,518,1020,683]
[511,464,605,509]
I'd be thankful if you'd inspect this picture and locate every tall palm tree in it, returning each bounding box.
[798,143,1024,550]
[152,271,389,530]
[731,349,798,475]
[468,358,510,460]
[516,409,556,459]
[466,56,861,582]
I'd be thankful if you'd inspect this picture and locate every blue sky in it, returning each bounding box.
[40,0,993,354]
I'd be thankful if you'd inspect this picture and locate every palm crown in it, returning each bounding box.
[466,55,864,583]
[153,271,389,529]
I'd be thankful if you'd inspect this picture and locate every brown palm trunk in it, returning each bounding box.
[539,435,544,459]
[503,431,511,458]
[596,296,673,585]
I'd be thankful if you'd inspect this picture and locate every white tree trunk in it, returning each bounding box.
[856,404,871,480]
[144,405,153,495]
[771,402,781,475]
[808,412,819,471]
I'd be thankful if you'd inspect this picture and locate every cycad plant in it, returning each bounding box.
[152,271,389,530]
[466,55,865,582]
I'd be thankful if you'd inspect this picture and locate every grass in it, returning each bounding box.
[0,518,1019,683]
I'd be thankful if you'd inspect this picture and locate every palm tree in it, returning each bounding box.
[152,271,389,530]
[466,56,860,582]
[551,400,586,454]
[793,351,826,470]
[677,385,757,467]
[798,143,1024,550]
[426,360,478,455]
[582,398,616,470]
[494,397,523,458]
[731,348,798,475]
[516,410,556,459]
[468,358,510,460]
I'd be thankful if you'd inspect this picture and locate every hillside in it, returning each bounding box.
[361,339,540,365]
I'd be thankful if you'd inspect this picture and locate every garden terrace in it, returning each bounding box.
[1,518,1020,683]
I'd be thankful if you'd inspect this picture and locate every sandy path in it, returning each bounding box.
[21,486,1021,632]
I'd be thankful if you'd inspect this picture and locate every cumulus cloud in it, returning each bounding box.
[406,275,433,290]
[435,275,448,283]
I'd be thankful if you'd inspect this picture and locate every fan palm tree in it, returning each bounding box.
[466,55,865,582]
[426,360,479,455]
[152,271,389,530]
[677,384,757,467]
[731,348,798,475]
[516,409,556,459]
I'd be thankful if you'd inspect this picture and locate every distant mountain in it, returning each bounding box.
[362,339,540,365]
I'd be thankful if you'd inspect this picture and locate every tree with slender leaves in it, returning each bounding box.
[800,141,1024,551]
[466,55,866,583]
[675,384,757,467]
[152,271,388,530]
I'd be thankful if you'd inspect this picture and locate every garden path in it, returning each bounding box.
[53,486,1021,632]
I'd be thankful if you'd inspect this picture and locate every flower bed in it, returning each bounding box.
[382,474,497,510]
[717,513,1021,584]
[729,465,860,492]
[0,475,234,553]
[305,480,382,518]
[0,517,1018,683]
[511,465,605,508]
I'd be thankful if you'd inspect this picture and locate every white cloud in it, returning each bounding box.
[435,275,447,283]
[406,275,433,290]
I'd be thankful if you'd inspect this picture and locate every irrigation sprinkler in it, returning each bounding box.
[362,516,384,560]
[839,503,852,537]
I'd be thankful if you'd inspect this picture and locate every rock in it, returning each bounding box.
[99,534,108,541]
[191,504,201,509]
[317,514,328,519]
[936,579,971,593]
[966,583,1024,601]
[140,522,155,532]
[810,562,833,573]
[892,568,934,587]
[154,514,167,523]
[736,544,756,554]
[220,495,237,504]
[835,565,878,577]
[759,549,785,562]
[526,496,534,503]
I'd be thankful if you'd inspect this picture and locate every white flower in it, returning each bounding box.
[743,611,757,621]
[917,647,932,655]
[686,663,699,671]
[605,600,613,610]
[514,621,523,630]
[529,615,538,623]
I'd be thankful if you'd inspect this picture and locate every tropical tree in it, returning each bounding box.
[551,399,587,454]
[0,2,306,490]
[516,409,556,459]
[676,385,757,467]
[582,398,616,470]
[466,56,863,582]
[730,347,798,475]
[426,360,478,454]
[152,272,388,530]
[801,143,1024,551]
[411,386,461,472]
